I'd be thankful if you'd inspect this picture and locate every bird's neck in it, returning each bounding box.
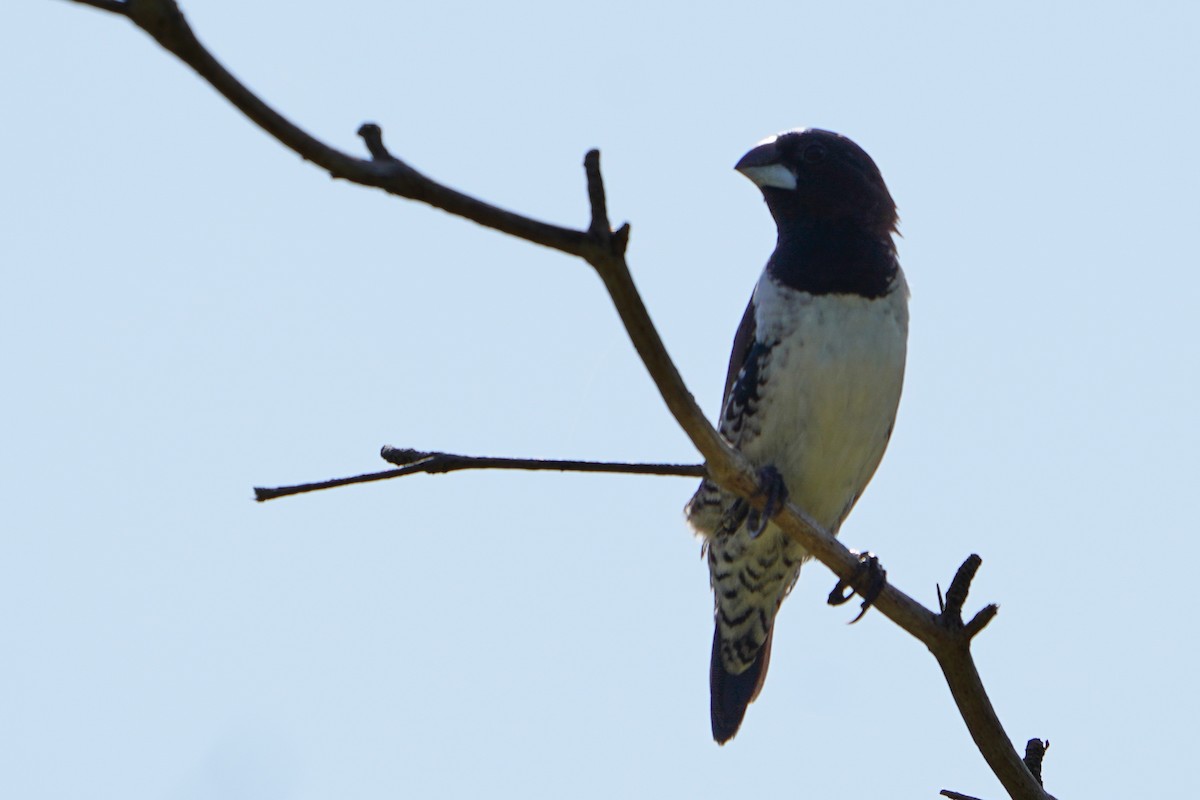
[769,217,897,297]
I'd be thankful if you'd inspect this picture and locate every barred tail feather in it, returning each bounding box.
[710,626,774,744]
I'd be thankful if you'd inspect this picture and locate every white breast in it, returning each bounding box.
[741,270,909,532]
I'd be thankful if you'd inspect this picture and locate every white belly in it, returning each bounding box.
[741,271,909,532]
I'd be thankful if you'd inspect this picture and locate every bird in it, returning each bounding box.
[686,128,908,744]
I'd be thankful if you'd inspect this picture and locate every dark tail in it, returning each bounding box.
[710,625,774,744]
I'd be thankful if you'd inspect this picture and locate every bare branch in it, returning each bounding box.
[941,740,1051,800]
[378,446,704,478]
[964,604,1000,639]
[944,553,983,620]
[584,150,614,240]
[254,467,415,502]
[65,0,588,257]
[940,555,999,638]
[1023,739,1049,787]
[67,3,1055,798]
[357,123,399,163]
[254,448,704,502]
[928,557,1050,800]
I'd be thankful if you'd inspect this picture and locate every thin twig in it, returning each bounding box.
[357,123,398,163]
[943,554,982,621]
[254,468,416,502]
[928,556,1043,799]
[254,449,704,502]
[939,740,1051,800]
[67,3,1054,797]
[965,604,1000,639]
[72,0,588,257]
[1023,739,1048,787]
[379,446,704,477]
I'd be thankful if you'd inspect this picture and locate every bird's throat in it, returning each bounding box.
[768,221,897,298]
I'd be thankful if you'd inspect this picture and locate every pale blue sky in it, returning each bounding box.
[4,1,1198,798]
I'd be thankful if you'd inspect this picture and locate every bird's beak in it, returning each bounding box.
[735,139,797,190]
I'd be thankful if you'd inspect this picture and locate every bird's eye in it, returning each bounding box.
[802,144,827,164]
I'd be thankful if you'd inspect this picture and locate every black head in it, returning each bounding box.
[735,129,898,236]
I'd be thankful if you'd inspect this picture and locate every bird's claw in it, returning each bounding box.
[745,465,788,538]
[827,551,887,623]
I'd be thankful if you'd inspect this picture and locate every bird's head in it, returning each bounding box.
[736,129,898,235]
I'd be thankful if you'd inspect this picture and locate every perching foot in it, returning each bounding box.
[827,551,887,624]
[745,465,788,538]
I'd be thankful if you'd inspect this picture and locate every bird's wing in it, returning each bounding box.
[721,297,758,406]
[685,294,764,535]
[716,294,773,455]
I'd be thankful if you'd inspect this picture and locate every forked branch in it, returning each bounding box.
[65,2,1054,797]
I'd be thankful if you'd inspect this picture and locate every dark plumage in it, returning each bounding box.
[687,129,908,744]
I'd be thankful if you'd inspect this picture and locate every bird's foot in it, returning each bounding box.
[827,551,887,624]
[745,465,788,538]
